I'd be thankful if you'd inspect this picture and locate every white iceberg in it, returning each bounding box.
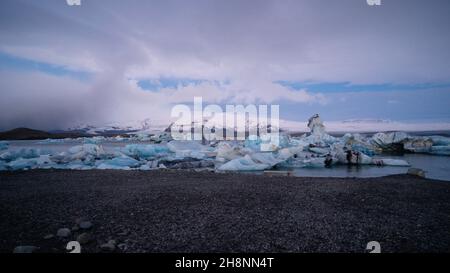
[139,160,160,170]
[50,144,109,165]
[218,154,271,171]
[250,152,283,167]
[121,144,169,160]
[0,148,51,162]
[430,145,450,156]
[96,155,141,170]
[276,146,305,161]
[7,158,37,170]
[215,142,247,161]
[0,141,9,151]
[370,132,409,151]
[83,136,105,144]
[429,136,450,146]
[372,158,410,167]
[301,114,337,145]
[0,160,8,171]
[403,138,433,153]
[167,140,214,159]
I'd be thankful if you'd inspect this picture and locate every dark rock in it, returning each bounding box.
[79,221,93,230]
[76,233,93,245]
[13,246,39,253]
[56,228,71,238]
[43,234,54,240]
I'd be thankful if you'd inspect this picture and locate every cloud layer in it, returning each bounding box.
[0,0,450,130]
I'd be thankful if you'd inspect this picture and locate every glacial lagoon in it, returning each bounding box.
[3,139,450,182]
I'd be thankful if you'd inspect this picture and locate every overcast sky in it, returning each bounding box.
[1,0,450,130]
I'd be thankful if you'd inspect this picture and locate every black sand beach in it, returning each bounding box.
[0,170,449,253]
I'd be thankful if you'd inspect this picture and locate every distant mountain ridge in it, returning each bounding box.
[0,128,93,141]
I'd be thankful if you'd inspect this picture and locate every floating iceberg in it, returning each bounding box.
[403,138,433,153]
[139,160,160,170]
[38,138,71,144]
[83,136,105,144]
[96,155,141,170]
[7,158,37,170]
[121,144,169,160]
[0,160,8,171]
[167,140,214,159]
[372,158,410,167]
[430,145,450,156]
[0,141,9,151]
[370,132,409,152]
[300,114,338,146]
[62,162,95,170]
[0,148,51,162]
[150,131,173,143]
[250,152,283,167]
[429,136,450,146]
[341,133,377,156]
[216,142,246,161]
[50,144,110,164]
[218,155,271,171]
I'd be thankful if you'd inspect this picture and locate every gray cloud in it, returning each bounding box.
[0,0,450,130]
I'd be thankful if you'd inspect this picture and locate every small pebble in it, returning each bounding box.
[56,228,71,238]
[100,240,116,252]
[77,233,93,245]
[44,234,54,240]
[79,221,93,230]
[13,246,39,253]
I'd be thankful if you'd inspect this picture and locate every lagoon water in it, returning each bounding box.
[5,140,450,182]
[291,154,450,182]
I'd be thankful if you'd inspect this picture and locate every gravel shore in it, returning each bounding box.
[0,170,449,253]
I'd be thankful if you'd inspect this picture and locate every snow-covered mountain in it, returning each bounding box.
[66,118,450,135]
[281,119,450,133]
[67,118,168,134]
